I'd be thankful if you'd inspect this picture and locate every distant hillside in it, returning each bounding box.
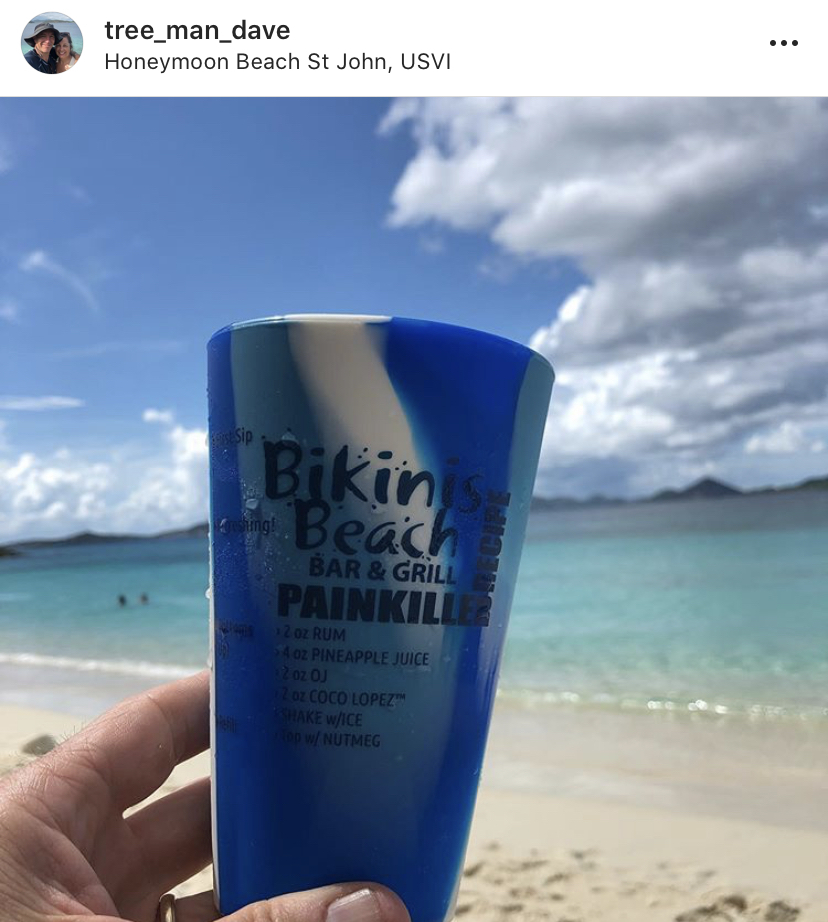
[531,494,627,512]
[649,477,742,502]
[775,474,828,493]
[3,470,827,553]
[532,472,827,511]
[9,522,209,552]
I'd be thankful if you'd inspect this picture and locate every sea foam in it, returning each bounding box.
[0,651,192,679]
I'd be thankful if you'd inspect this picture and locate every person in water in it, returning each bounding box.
[0,671,410,922]
[22,22,59,74]
[54,31,80,73]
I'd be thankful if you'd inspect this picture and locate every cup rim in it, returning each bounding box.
[209,314,554,372]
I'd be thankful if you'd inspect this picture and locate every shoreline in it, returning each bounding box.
[1,660,827,832]
[1,700,826,919]
[485,698,828,833]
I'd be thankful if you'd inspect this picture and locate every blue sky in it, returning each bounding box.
[1,99,576,449]
[2,98,827,540]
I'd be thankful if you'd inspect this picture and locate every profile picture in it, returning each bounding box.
[21,12,82,74]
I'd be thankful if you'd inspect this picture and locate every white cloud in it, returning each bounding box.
[110,424,209,534]
[385,98,828,496]
[477,253,520,283]
[50,340,183,359]
[0,390,213,540]
[0,452,113,536]
[20,250,100,313]
[739,243,828,293]
[143,408,175,425]
[0,299,19,323]
[0,423,209,543]
[0,396,84,411]
[745,422,825,456]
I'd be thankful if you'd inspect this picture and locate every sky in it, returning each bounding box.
[1,97,827,541]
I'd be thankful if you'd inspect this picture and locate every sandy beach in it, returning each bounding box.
[1,680,827,922]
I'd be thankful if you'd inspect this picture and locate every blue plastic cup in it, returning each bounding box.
[208,315,553,921]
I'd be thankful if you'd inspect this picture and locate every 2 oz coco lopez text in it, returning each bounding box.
[104,52,450,73]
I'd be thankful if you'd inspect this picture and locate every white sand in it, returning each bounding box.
[2,698,827,921]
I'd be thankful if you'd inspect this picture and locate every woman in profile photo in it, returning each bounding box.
[54,32,80,73]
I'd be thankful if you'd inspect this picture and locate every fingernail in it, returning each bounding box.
[326,888,383,922]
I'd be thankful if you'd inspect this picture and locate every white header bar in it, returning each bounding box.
[5,0,826,96]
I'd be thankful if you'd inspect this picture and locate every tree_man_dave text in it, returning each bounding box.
[104,21,290,40]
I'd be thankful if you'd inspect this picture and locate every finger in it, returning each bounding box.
[59,670,210,809]
[189,883,411,922]
[126,776,212,894]
[175,890,220,922]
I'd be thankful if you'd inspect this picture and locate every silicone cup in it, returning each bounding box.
[208,315,553,922]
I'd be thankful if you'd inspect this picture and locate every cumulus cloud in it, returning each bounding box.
[0,451,113,533]
[0,396,84,411]
[20,250,100,313]
[745,421,825,456]
[384,98,828,496]
[143,408,175,425]
[0,420,209,542]
[110,423,209,534]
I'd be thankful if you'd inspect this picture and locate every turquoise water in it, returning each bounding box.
[1,492,826,721]
[21,19,84,56]
[506,492,828,721]
[0,538,209,672]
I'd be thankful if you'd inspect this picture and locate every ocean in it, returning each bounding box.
[1,491,827,724]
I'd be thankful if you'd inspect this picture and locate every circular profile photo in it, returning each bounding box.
[21,12,82,74]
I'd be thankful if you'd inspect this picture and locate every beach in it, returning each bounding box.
[4,91,828,919]
[1,493,827,918]
[2,680,827,922]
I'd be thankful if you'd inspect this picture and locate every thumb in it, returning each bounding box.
[175,883,411,922]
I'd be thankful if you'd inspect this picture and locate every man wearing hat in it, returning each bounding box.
[23,21,60,73]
